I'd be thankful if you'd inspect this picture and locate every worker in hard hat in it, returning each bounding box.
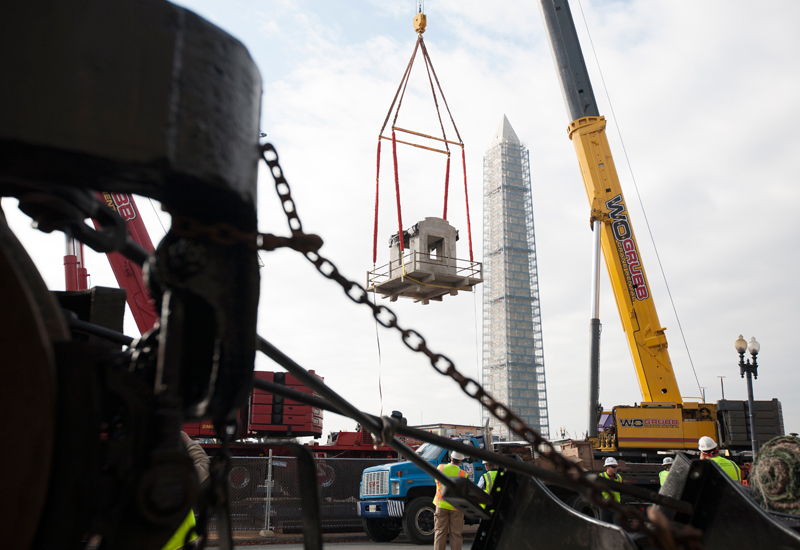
[433,451,469,550]
[659,457,674,487]
[698,436,742,483]
[598,457,623,524]
[478,461,498,510]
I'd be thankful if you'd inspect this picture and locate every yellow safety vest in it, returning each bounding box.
[161,510,198,550]
[433,463,467,510]
[599,472,622,502]
[659,470,669,487]
[482,470,498,494]
[710,456,742,482]
[480,470,499,510]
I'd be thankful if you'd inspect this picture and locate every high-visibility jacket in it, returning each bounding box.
[161,510,198,550]
[659,469,670,487]
[599,472,622,502]
[433,463,468,510]
[710,455,742,482]
[482,470,498,494]
[480,470,499,510]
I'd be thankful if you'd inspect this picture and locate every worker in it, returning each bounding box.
[699,436,742,483]
[477,461,499,510]
[433,451,469,550]
[161,432,211,550]
[659,457,673,487]
[598,457,623,524]
[478,461,498,493]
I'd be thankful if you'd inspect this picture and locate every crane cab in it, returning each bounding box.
[368,217,482,305]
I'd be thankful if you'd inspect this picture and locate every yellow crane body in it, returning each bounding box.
[569,116,680,403]
[568,116,717,451]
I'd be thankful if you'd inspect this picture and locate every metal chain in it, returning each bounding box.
[256,143,697,546]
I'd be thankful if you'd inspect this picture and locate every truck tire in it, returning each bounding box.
[362,518,401,542]
[402,496,436,545]
[568,495,600,519]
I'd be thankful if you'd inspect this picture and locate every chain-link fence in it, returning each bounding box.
[209,456,396,535]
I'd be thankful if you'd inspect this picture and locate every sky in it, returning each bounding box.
[6,0,800,442]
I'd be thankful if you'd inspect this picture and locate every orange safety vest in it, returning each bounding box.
[433,463,468,510]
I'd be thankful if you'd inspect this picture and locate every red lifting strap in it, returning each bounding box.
[462,148,473,262]
[442,155,451,220]
[391,131,404,253]
[373,140,381,264]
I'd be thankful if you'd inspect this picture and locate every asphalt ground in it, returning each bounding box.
[206,526,478,547]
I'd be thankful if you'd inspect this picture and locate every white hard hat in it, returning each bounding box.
[604,457,618,467]
[451,451,467,461]
[662,457,674,465]
[698,436,718,452]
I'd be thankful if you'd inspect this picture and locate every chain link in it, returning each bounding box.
[170,213,322,255]
[256,143,698,547]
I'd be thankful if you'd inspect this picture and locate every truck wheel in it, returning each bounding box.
[362,518,401,542]
[402,496,436,545]
[568,495,600,519]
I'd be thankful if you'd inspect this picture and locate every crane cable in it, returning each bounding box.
[575,0,703,398]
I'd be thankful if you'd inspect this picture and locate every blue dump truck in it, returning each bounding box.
[358,436,489,544]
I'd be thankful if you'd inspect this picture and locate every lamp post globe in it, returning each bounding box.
[736,335,761,456]
[748,337,760,355]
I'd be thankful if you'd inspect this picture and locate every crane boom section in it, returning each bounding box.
[568,116,682,403]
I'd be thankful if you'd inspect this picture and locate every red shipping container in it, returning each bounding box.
[248,413,319,427]
[285,370,323,387]
[250,403,274,417]
[253,371,275,382]
[284,413,316,426]
[251,393,273,404]
[284,404,314,415]
[183,423,201,437]
[199,421,215,436]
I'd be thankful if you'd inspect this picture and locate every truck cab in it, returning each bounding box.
[358,437,487,544]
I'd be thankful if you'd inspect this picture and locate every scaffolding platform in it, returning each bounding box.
[368,253,483,304]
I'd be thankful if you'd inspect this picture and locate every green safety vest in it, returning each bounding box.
[659,469,670,487]
[599,472,622,502]
[161,510,198,550]
[482,470,498,494]
[480,470,499,510]
[710,455,742,482]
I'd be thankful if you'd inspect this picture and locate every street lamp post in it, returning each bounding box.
[735,335,760,456]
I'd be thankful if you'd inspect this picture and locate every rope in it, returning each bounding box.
[373,287,384,417]
[576,0,701,397]
[147,198,169,235]
[751,436,800,515]
[373,141,381,264]
[442,155,450,219]
[461,147,473,262]
[421,39,450,152]
[379,37,420,136]
[419,38,463,144]
[391,130,404,254]
[392,40,419,129]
